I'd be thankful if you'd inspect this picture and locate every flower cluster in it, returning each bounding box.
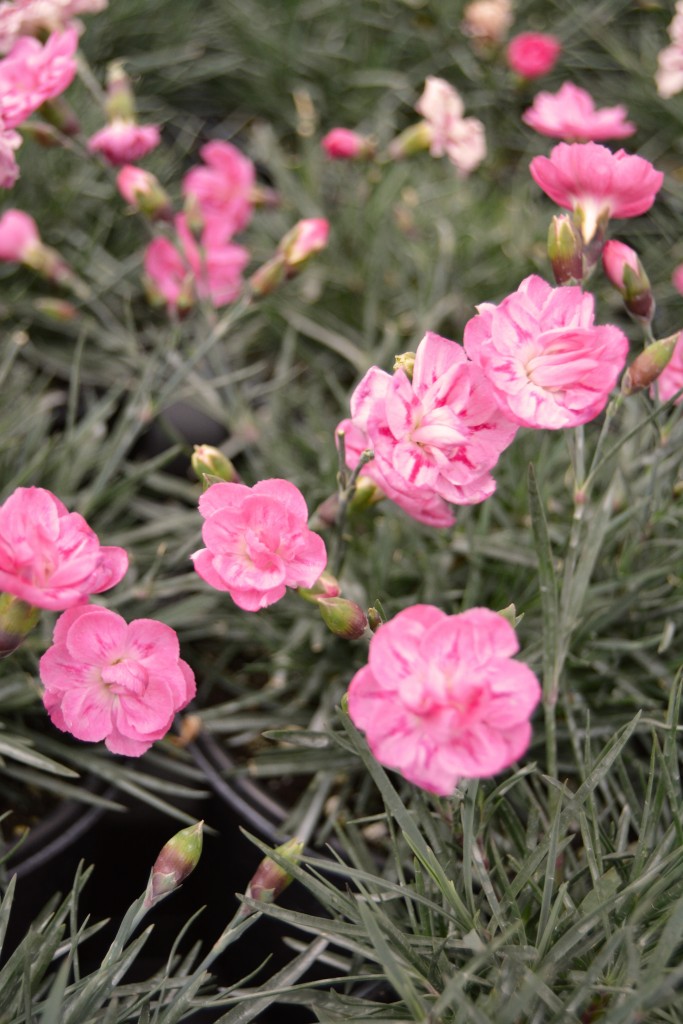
[0,0,106,54]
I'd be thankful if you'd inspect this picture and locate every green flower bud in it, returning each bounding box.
[191,445,239,487]
[547,214,584,286]
[393,351,416,379]
[297,570,341,604]
[318,596,368,640]
[0,594,39,658]
[239,837,304,918]
[144,821,203,908]
[622,334,679,396]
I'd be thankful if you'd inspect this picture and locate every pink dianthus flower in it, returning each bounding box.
[0,207,40,260]
[40,605,195,756]
[348,604,541,796]
[87,117,160,165]
[0,25,77,128]
[0,486,128,610]
[522,83,636,142]
[463,274,629,430]
[506,31,561,78]
[192,479,328,611]
[182,139,255,243]
[0,0,107,54]
[415,76,486,176]
[529,142,664,243]
[337,331,517,528]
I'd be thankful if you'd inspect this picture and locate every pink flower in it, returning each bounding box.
[656,1,683,98]
[506,31,561,78]
[0,207,40,260]
[522,83,636,142]
[0,25,78,128]
[0,0,107,54]
[321,127,372,160]
[279,217,329,266]
[0,486,128,610]
[144,213,248,311]
[415,76,486,175]
[529,142,664,243]
[192,479,328,611]
[0,118,20,186]
[653,332,683,404]
[40,605,195,756]
[116,165,170,218]
[602,239,653,322]
[672,263,683,295]
[338,332,517,527]
[87,118,161,165]
[463,275,629,429]
[347,605,541,795]
[183,140,255,243]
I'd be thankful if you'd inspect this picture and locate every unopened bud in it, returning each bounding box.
[248,254,287,298]
[622,333,679,395]
[191,445,239,487]
[104,62,137,122]
[117,166,172,221]
[0,594,39,658]
[144,821,203,908]
[393,350,416,379]
[297,570,341,603]
[321,127,375,160]
[318,596,368,640]
[279,218,330,268]
[547,214,584,286]
[249,183,280,209]
[239,837,303,918]
[387,120,433,160]
[367,606,383,631]
[39,97,81,137]
[347,474,383,515]
[34,297,78,321]
[602,240,655,323]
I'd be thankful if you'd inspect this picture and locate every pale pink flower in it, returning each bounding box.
[87,118,160,165]
[0,0,107,53]
[672,263,683,295]
[338,332,517,527]
[0,208,40,260]
[0,118,20,186]
[40,605,195,756]
[192,479,328,611]
[182,140,255,243]
[321,127,372,160]
[461,0,513,45]
[0,486,128,610]
[656,0,683,98]
[415,76,486,175]
[522,83,636,142]
[652,332,683,404]
[529,142,664,243]
[463,274,629,430]
[506,31,561,78]
[0,25,78,129]
[347,604,541,795]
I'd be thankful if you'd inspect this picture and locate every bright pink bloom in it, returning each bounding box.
[144,213,248,311]
[415,76,486,175]
[182,140,255,243]
[673,263,683,295]
[348,604,541,795]
[653,332,683,404]
[40,605,195,756]
[338,332,517,527]
[192,479,328,611]
[522,83,635,142]
[0,208,40,260]
[464,274,629,430]
[0,25,77,128]
[0,486,128,610]
[87,118,160,165]
[529,142,664,243]
[321,127,371,160]
[0,0,107,54]
[506,31,561,78]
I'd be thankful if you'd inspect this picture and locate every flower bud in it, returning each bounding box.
[248,254,287,298]
[239,837,303,918]
[462,0,513,47]
[39,97,81,137]
[33,297,79,322]
[547,214,584,286]
[321,127,375,160]
[393,351,416,379]
[104,62,137,122]
[602,240,655,323]
[387,120,433,159]
[297,570,342,603]
[0,593,39,658]
[191,445,239,487]
[622,333,679,395]
[144,821,203,908]
[318,596,368,640]
[347,474,383,514]
[117,166,172,221]
[279,218,330,268]
[367,606,383,632]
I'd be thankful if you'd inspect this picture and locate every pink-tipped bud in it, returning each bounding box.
[318,596,368,640]
[248,254,287,298]
[117,166,172,221]
[279,218,330,268]
[39,97,81,137]
[34,297,79,321]
[387,120,433,160]
[0,593,39,658]
[321,128,374,160]
[191,445,239,487]
[393,350,416,379]
[0,209,73,284]
[104,61,137,122]
[144,821,203,908]
[297,570,342,604]
[622,333,679,395]
[239,837,304,919]
[602,240,655,323]
[547,214,584,286]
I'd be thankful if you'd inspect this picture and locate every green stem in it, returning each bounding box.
[329,431,374,577]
